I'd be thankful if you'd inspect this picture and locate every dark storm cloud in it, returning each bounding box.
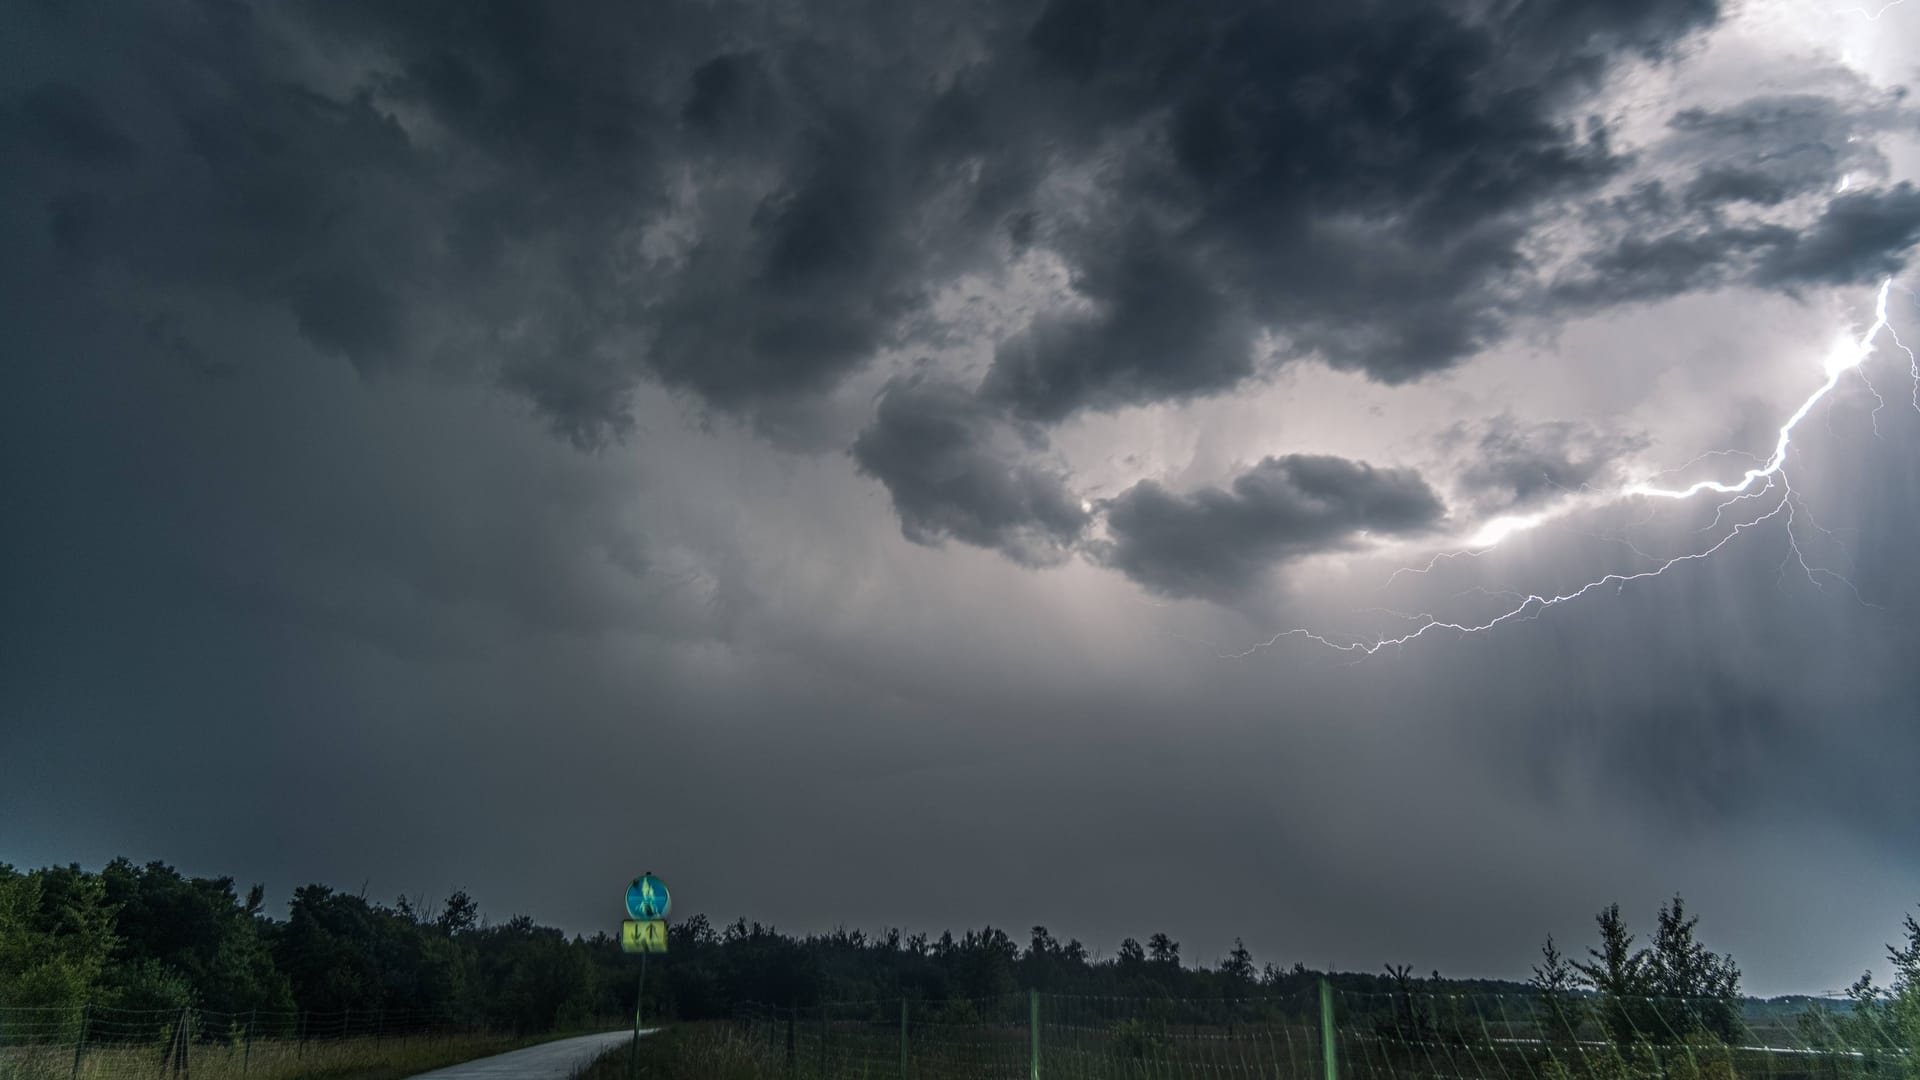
[852,376,1089,565]
[979,222,1254,421]
[1753,184,1920,286]
[1448,418,1648,513]
[13,82,139,167]
[3,0,950,443]
[1555,184,1920,305]
[1551,222,1789,305]
[1554,90,1920,307]
[12,0,1907,465]
[1098,455,1446,601]
[1670,93,1905,209]
[288,269,406,372]
[643,116,936,410]
[976,0,1701,416]
[2,0,1740,449]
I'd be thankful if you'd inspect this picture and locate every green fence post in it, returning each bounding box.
[179,1004,192,1079]
[1029,990,1040,1080]
[900,999,908,1080]
[1320,978,1338,1080]
[70,1003,88,1080]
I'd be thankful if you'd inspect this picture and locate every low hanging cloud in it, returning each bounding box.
[1752,183,1920,286]
[1670,92,1904,210]
[1556,185,1920,305]
[979,222,1255,422]
[1552,89,1920,307]
[851,377,1090,566]
[1446,417,1649,514]
[1096,455,1448,601]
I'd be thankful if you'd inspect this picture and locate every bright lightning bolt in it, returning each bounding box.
[1625,279,1896,502]
[1229,278,1907,661]
[1226,496,1793,659]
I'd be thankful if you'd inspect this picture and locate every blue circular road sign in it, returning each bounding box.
[626,874,671,920]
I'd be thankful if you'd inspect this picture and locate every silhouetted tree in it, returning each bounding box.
[1643,895,1740,1042]
[1531,935,1581,1042]
[436,891,479,936]
[1221,939,1256,989]
[1572,903,1660,1053]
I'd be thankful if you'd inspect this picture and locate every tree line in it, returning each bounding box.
[3,858,1916,1055]
[0,859,601,1033]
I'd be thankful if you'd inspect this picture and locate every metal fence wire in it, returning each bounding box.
[730,983,1915,1080]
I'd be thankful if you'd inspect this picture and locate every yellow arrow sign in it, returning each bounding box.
[621,919,668,953]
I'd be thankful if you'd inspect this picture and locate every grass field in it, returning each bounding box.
[576,1025,778,1080]
[0,1029,607,1080]
[576,1018,1913,1080]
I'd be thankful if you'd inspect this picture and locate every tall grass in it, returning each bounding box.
[575,1025,779,1080]
[1,1029,605,1080]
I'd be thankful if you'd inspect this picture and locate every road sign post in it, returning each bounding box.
[623,873,669,1080]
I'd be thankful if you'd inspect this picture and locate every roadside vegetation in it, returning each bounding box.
[3,857,1915,1078]
[5,1029,576,1080]
[574,1026,768,1080]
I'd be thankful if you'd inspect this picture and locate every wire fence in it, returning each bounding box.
[0,1003,545,1080]
[728,985,1916,1080]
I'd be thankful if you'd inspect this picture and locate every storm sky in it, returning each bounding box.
[4,0,1920,998]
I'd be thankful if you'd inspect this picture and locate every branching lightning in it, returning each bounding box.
[1229,278,1909,660]
[1835,0,1911,18]
[1623,279,1898,503]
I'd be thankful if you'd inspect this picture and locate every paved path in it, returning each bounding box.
[405,1030,647,1079]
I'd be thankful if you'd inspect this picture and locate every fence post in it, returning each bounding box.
[818,1003,828,1078]
[1030,989,1040,1080]
[70,1003,88,1080]
[179,1004,192,1079]
[297,1010,306,1059]
[1320,978,1338,1080]
[899,998,908,1080]
[785,1009,795,1077]
[343,1007,350,1043]
[243,1008,255,1077]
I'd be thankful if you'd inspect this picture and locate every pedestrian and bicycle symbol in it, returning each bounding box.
[622,872,669,954]
[626,874,670,920]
